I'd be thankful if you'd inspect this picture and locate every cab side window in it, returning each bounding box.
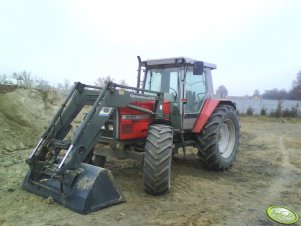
[185,68,206,113]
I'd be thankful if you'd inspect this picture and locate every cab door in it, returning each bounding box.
[183,67,207,130]
[143,67,182,130]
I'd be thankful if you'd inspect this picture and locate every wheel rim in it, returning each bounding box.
[218,119,236,158]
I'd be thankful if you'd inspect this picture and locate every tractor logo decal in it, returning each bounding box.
[130,93,156,100]
[122,114,150,120]
[267,206,299,224]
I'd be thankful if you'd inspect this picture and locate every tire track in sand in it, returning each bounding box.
[222,135,301,226]
[263,135,301,203]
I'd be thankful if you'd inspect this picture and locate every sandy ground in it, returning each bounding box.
[0,88,301,226]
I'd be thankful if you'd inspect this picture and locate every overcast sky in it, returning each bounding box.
[1,0,301,96]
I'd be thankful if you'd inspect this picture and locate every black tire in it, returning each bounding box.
[143,124,173,195]
[195,104,240,170]
[92,155,107,167]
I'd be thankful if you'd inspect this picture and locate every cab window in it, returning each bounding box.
[144,67,180,101]
[185,68,206,113]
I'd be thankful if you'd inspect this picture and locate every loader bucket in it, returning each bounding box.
[22,163,126,214]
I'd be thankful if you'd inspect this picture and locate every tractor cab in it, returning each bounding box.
[138,57,216,131]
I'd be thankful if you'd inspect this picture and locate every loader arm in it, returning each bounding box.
[23,81,164,214]
[28,82,164,171]
[60,82,164,171]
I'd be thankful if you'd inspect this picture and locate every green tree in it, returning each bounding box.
[0,74,13,84]
[262,89,289,100]
[216,85,228,98]
[253,89,260,96]
[12,71,33,88]
[289,71,301,100]
[94,75,114,87]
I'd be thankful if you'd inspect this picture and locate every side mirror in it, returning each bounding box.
[193,61,204,75]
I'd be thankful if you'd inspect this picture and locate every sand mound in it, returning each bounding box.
[0,87,61,151]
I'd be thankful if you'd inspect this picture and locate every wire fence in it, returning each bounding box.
[229,97,301,115]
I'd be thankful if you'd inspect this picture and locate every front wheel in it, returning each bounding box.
[143,124,173,195]
[195,104,240,170]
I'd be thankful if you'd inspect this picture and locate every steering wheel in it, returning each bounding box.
[169,87,178,101]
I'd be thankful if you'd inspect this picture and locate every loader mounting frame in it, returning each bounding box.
[23,82,166,214]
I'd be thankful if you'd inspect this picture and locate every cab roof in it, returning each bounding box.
[141,57,216,69]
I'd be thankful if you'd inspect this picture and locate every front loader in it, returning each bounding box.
[23,57,240,214]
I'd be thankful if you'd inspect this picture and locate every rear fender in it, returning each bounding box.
[192,99,235,133]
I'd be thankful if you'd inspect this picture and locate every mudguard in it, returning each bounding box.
[192,99,235,133]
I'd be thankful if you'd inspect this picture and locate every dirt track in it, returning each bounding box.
[0,116,300,226]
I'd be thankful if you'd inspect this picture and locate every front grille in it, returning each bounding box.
[122,124,133,134]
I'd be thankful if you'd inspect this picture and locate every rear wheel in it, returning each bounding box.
[195,104,240,170]
[143,124,173,195]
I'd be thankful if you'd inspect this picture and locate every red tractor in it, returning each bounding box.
[23,57,240,214]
